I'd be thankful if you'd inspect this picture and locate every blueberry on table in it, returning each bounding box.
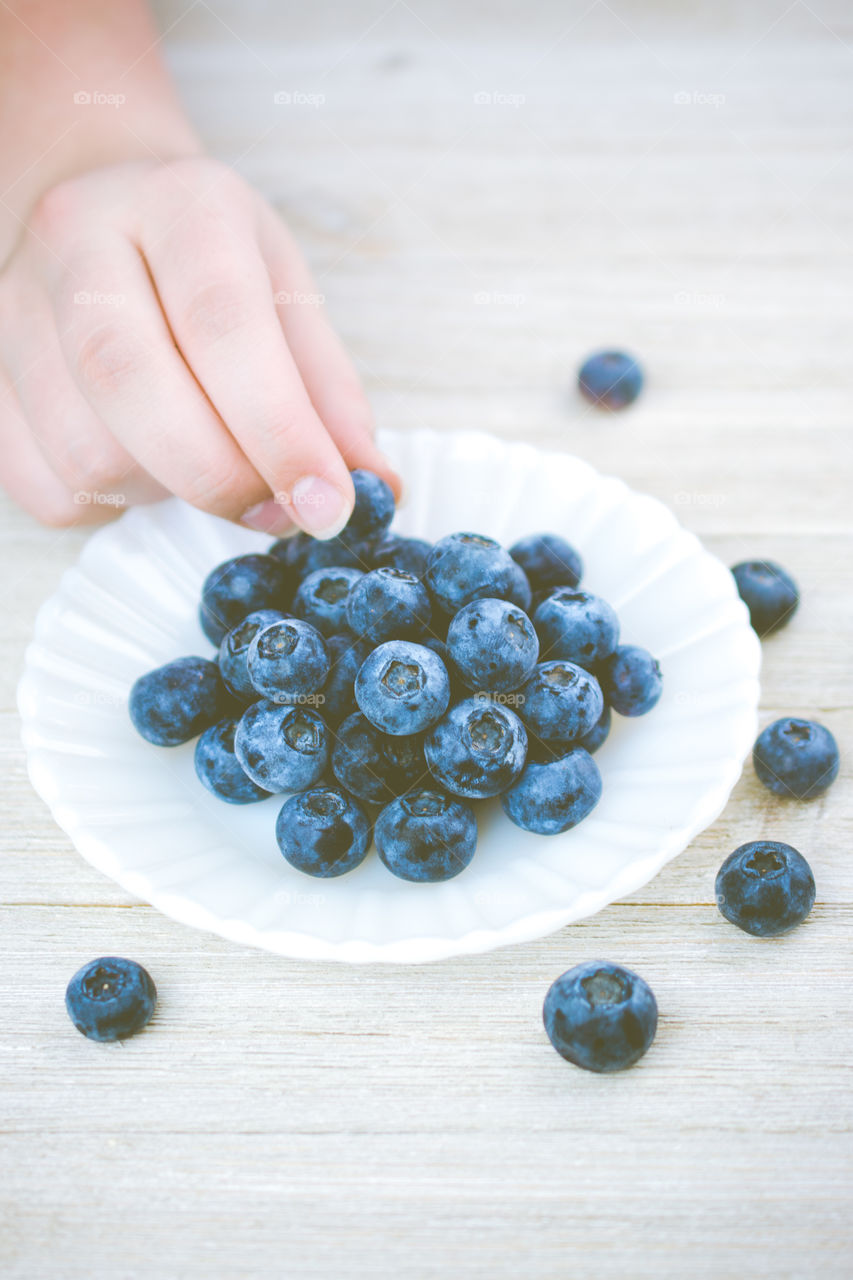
[199,553,291,645]
[509,533,583,594]
[544,961,657,1072]
[447,597,539,694]
[424,532,519,615]
[346,567,433,645]
[194,718,271,804]
[577,350,644,410]
[343,468,396,539]
[129,656,228,747]
[753,717,839,800]
[320,633,371,726]
[425,697,527,799]
[292,566,364,636]
[518,660,604,747]
[355,640,450,735]
[65,957,157,1043]
[375,788,477,882]
[331,712,426,805]
[247,618,330,702]
[370,533,432,578]
[218,609,288,700]
[598,644,663,717]
[501,748,601,834]
[533,589,620,667]
[234,701,329,792]
[731,560,799,636]
[276,786,371,878]
[715,840,815,936]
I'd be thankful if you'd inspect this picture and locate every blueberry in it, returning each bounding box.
[129,656,228,746]
[247,618,330,702]
[276,785,371,878]
[447,597,539,694]
[424,532,519,615]
[270,531,311,572]
[65,956,157,1042]
[218,609,288,699]
[425,697,527,798]
[578,349,644,410]
[518,660,604,746]
[375,788,477,882]
[292,566,364,636]
[731,560,799,636]
[509,533,583,594]
[543,961,657,1072]
[346,567,433,644]
[321,633,371,726]
[234,701,329,792]
[504,561,533,612]
[534,589,620,666]
[579,703,612,754]
[370,533,432,578]
[715,840,816,936]
[752,718,839,800]
[343,469,396,539]
[501,748,601,834]
[598,644,662,717]
[199,553,291,645]
[331,712,426,805]
[300,533,377,576]
[355,640,450,735]
[194,718,271,804]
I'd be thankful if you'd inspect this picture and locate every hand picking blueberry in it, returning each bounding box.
[715,840,816,936]
[276,786,371,878]
[731,560,799,636]
[375,788,478,882]
[65,956,157,1042]
[753,717,839,800]
[543,961,657,1072]
[343,468,396,539]
[577,349,644,410]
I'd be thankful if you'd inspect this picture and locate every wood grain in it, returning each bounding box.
[2,3,852,1277]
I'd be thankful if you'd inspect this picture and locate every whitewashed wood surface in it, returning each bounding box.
[2,2,852,1276]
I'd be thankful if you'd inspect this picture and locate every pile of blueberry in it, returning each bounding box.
[128,469,664,885]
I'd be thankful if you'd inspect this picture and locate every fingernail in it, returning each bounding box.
[289,475,352,539]
[240,499,296,536]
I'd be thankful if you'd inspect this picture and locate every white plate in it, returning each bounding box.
[18,429,761,963]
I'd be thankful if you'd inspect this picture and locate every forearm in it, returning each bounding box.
[0,0,200,259]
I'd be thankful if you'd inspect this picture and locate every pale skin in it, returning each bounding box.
[0,0,401,537]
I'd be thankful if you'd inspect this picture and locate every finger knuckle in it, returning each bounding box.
[181,278,253,345]
[72,322,147,396]
[63,437,129,494]
[29,180,84,241]
[180,456,246,515]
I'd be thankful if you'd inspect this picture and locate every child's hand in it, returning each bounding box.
[0,157,399,536]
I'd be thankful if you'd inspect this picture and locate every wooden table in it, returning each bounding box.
[2,2,851,1275]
